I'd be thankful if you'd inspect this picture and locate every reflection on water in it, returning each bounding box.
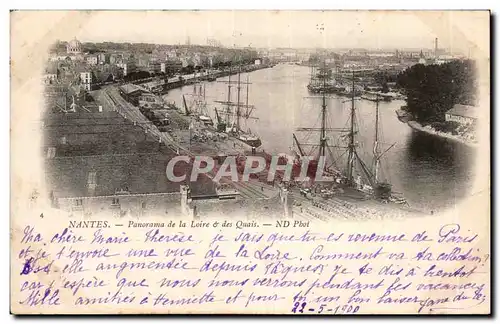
[398,131,475,212]
[164,64,475,212]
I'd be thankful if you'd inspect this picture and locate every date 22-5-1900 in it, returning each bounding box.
[292,302,360,315]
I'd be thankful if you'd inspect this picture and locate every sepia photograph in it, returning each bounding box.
[10,10,490,315]
[37,11,484,221]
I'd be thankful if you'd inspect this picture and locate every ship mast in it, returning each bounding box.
[236,66,241,132]
[246,73,249,115]
[214,71,256,125]
[373,93,380,183]
[310,64,314,86]
[294,61,348,173]
[226,66,232,125]
[346,70,356,184]
[319,70,327,158]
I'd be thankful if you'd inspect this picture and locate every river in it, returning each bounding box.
[164,64,476,212]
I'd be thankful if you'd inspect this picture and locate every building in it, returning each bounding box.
[206,38,222,48]
[49,54,74,62]
[162,60,183,74]
[118,83,143,104]
[166,50,178,60]
[434,55,456,65]
[43,72,58,85]
[445,104,478,125]
[86,55,98,66]
[43,62,59,84]
[192,53,202,67]
[147,62,162,74]
[80,71,94,91]
[97,53,109,64]
[93,71,114,85]
[42,106,218,218]
[43,109,178,217]
[42,90,291,219]
[109,53,120,64]
[138,91,165,108]
[180,57,190,68]
[66,38,82,54]
[96,63,124,80]
[142,79,165,93]
[137,55,151,68]
[116,62,136,76]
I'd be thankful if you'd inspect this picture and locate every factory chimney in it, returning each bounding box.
[434,38,438,58]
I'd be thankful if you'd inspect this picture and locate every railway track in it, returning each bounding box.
[220,179,268,199]
[100,86,283,204]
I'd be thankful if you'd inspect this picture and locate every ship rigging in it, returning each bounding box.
[293,69,407,204]
[185,83,214,126]
[213,66,262,148]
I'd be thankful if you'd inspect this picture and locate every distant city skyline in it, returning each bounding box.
[59,11,487,56]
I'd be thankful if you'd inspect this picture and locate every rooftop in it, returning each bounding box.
[45,62,59,75]
[119,83,142,95]
[45,152,215,199]
[94,71,114,83]
[43,106,217,200]
[446,104,479,119]
[43,110,161,156]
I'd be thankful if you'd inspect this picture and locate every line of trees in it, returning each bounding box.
[397,60,477,123]
[373,71,399,93]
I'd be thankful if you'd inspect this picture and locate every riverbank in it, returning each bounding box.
[160,64,471,212]
[139,63,275,95]
[405,120,478,148]
[395,108,478,148]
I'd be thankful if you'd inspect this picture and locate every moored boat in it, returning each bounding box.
[214,66,262,148]
[294,70,408,205]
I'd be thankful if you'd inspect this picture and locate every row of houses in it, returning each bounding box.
[445,104,478,125]
[45,37,265,94]
[43,60,125,91]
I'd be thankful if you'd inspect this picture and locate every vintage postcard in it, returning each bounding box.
[10,10,490,315]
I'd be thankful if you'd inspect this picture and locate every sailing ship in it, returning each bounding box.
[183,83,214,126]
[214,66,262,148]
[293,70,408,205]
[307,65,335,94]
[307,64,348,95]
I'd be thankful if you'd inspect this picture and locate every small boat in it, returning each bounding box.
[230,128,262,148]
[361,92,379,102]
[199,114,214,126]
[396,108,412,123]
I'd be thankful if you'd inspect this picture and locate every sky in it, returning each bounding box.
[51,11,489,55]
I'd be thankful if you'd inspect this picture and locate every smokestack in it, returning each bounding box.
[434,38,438,58]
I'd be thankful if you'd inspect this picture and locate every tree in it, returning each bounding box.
[397,60,477,124]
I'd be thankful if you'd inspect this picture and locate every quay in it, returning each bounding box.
[46,59,425,221]
[92,78,423,221]
[93,83,282,205]
[130,63,275,95]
